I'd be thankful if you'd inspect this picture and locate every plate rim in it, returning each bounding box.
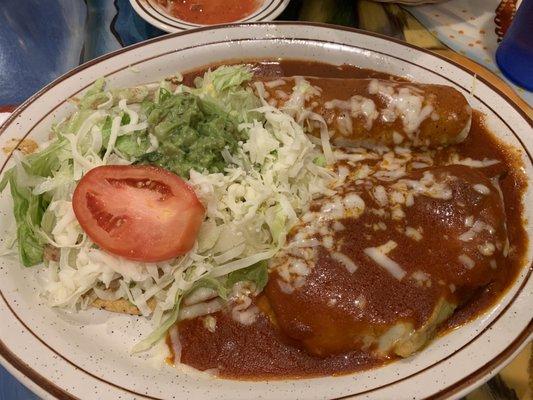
[0,22,531,400]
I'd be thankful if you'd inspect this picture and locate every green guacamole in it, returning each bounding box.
[134,91,245,178]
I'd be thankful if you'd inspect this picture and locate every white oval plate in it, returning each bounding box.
[0,23,531,400]
[129,0,290,32]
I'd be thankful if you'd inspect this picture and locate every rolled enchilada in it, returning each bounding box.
[265,164,508,357]
[260,77,472,148]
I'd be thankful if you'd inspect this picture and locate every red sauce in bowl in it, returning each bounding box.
[157,0,262,25]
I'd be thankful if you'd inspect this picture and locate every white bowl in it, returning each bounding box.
[0,23,531,400]
[129,0,291,32]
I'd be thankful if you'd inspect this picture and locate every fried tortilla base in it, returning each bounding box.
[92,298,156,315]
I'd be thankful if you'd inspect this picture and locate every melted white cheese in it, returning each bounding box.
[368,79,434,135]
[331,252,359,273]
[473,183,490,195]
[458,254,475,269]
[364,244,407,280]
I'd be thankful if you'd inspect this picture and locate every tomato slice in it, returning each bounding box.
[72,165,205,262]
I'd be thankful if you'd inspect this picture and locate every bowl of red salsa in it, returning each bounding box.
[129,0,290,32]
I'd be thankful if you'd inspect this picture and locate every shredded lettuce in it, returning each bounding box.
[132,288,184,353]
[196,65,252,93]
[0,138,71,266]
[226,261,268,293]
[192,65,261,123]
[78,78,107,110]
[5,171,46,266]
[25,138,70,177]
[131,276,227,353]
[111,85,150,105]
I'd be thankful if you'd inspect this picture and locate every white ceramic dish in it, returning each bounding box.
[129,0,290,32]
[0,23,531,400]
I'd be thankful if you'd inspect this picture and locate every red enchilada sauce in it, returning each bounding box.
[157,0,261,25]
[169,60,528,378]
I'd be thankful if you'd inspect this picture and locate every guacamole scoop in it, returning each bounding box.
[137,91,245,178]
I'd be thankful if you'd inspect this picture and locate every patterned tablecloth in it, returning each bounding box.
[0,1,530,399]
[407,0,533,105]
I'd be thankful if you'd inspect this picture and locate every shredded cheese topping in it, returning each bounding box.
[364,244,407,281]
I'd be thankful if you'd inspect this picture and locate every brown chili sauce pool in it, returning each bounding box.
[169,60,528,379]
